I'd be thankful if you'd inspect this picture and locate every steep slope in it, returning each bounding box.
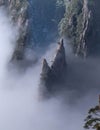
[0,0,28,61]
[40,39,67,95]
[0,0,65,63]
[59,0,100,57]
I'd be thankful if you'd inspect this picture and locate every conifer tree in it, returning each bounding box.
[84,96,100,130]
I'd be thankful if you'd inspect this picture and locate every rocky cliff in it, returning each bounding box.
[1,0,100,59]
[40,39,67,95]
[0,0,65,64]
[59,0,100,57]
[0,0,29,61]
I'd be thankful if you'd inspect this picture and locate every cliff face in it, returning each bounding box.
[1,0,100,59]
[40,39,67,94]
[9,0,28,61]
[59,0,100,57]
[51,39,67,77]
[0,0,65,63]
[0,0,28,61]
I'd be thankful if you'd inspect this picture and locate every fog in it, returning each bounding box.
[0,8,99,130]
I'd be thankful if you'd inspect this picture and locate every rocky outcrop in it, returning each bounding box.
[76,0,91,57]
[59,0,100,57]
[0,0,65,63]
[51,39,66,77]
[0,0,29,61]
[40,39,67,94]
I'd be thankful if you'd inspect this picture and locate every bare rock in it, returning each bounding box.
[59,0,100,57]
[0,0,29,62]
[51,39,67,77]
[40,39,67,94]
[41,59,51,74]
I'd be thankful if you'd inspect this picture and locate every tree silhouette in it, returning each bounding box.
[84,96,100,130]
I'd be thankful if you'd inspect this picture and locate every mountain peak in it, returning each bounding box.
[51,39,67,76]
[40,39,67,94]
[42,59,50,75]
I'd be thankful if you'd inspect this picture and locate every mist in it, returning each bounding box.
[0,7,99,130]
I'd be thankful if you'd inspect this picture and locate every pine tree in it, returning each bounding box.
[84,96,100,130]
